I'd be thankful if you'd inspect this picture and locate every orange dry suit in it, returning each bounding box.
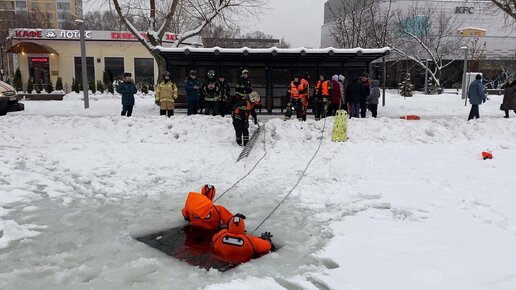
[182,185,233,231]
[212,214,272,264]
[300,78,310,113]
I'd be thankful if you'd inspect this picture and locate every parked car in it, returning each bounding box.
[0,81,24,116]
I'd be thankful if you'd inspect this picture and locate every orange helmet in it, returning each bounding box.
[201,184,216,201]
[228,214,246,234]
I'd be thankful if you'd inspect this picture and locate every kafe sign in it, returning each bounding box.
[455,6,474,14]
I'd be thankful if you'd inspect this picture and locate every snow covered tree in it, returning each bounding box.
[399,72,414,97]
[46,79,54,93]
[389,3,466,89]
[111,0,268,75]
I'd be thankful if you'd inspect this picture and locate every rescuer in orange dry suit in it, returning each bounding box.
[182,185,233,231]
[212,213,274,264]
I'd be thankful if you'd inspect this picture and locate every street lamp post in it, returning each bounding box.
[0,45,4,81]
[460,47,469,106]
[75,19,89,109]
[424,59,430,95]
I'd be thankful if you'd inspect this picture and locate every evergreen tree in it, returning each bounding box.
[56,77,63,91]
[72,78,79,93]
[13,68,23,92]
[97,80,104,93]
[78,80,83,92]
[46,79,54,93]
[89,80,96,93]
[107,82,114,94]
[36,78,43,94]
[398,73,414,97]
[141,83,149,94]
[27,77,34,94]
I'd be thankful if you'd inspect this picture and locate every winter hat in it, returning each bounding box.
[476,74,482,80]
[332,75,339,81]
[241,69,249,76]
[123,72,132,77]
[338,75,345,82]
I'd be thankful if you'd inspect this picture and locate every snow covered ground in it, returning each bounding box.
[1,91,516,290]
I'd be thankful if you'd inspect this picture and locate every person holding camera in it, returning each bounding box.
[116,72,137,117]
[185,70,201,115]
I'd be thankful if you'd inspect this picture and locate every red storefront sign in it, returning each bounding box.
[30,57,49,63]
[110,32,177,41]
[15,30,43,38]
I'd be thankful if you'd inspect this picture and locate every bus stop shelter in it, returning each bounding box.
[156,46,390,112]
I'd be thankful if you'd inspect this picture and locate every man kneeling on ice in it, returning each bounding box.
[182,185,233,231]
[212,213,274,264]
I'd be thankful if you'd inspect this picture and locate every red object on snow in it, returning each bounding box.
[400,115,421,120]
[482,151,493,160]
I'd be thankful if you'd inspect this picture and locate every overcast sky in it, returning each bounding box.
[245,0,327,48]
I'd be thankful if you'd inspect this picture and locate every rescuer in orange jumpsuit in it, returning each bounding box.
[212,213,273,264]
[182,185,233,231]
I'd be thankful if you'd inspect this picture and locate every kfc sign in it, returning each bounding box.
[455,7,474,14]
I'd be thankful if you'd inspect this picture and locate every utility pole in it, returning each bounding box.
[75,19,89,109]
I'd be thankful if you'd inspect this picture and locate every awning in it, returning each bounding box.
[6,42,59,55]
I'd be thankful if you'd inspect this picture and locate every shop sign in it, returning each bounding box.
[455,7,474,14]
[30,57,49,63]
[12,29,92,40]
[11,29,177,42]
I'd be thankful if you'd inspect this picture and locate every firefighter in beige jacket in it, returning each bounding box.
[155,71,178,117]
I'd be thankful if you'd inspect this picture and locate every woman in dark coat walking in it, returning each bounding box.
[501,76,516,118]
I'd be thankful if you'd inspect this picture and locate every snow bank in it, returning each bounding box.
[1,90,516,290]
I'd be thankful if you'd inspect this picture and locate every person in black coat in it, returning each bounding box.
[185,70,201,115]
[218,75,231,117]
[345,77,363,118]
[202,70,220,116]
[116,72,137,117]
[235,69,252,102]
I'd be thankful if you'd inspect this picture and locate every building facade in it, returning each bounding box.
[0,0,82,28]
[6,28,202,91]
[321,0,516,59]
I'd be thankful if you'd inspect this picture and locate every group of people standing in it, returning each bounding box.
[284,72,381,121]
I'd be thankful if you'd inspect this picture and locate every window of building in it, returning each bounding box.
[1,2,15,9]
[104,57,125,82]
[57,2,70,10]
[74,57,95,85]
[28,57,50,85]
[57,12,68,19]
[134,58,154,85]
[46,3,54,10]
[31,2,39,9]
[15,1,27,8]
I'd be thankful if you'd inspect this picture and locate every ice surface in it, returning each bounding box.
[1,91,516,289]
